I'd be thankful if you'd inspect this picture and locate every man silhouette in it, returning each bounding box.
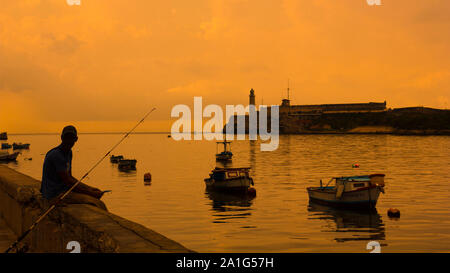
[41,125,107,210]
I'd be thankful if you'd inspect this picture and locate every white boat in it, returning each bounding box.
[0,151,20,162]
[205,167,254,192]
[307,174,385,209]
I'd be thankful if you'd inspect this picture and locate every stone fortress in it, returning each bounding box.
[245,88,387,133]
[228,87,449,135]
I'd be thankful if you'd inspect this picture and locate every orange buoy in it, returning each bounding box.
[352,163,360,168]
[387,208,400,218]
[144,172,152,182]
[247,187,256,197]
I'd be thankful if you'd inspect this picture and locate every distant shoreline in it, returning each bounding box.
[280,126,450,136]
[5,130,450,136]
[6,132,172,136]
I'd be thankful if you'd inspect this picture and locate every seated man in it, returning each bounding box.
[41,125,107,210]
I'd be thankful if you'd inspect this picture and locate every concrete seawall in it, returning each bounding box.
[0,165,194,253]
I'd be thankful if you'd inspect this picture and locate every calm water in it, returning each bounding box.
[1,134,450,252]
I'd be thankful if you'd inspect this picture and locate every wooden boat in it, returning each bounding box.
[204,167,254,192]
[0,151,19,162]
[216,141,232,162]
[12,143,30,150]
[1,143,12,149]
[0,132,7,140]
[118,159,137,171]
[110,155,124,163]
[307,174,385,209]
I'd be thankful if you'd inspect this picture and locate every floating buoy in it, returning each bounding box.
[144,172,152,182]
[167,135,171,138]
[352,163,360,168]
[387,208,400,218]
[247,187,256,197]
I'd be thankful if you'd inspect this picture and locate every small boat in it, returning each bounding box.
[204,167,254,192]
[216,141,232,162]
[12,143,30,150]
[110,155,124,163]
[307,174,385,209]
[1,143,12,149]
[0,151,20,162]
[118,159,137,171]
[0,132,7,140]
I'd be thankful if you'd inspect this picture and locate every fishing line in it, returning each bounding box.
[5,107,156,253]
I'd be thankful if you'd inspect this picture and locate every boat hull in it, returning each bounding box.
[307,186,382,209]
[12,143,30,150]
[118,159,137,171]
[205,177,252,192]
[110,155,124,163]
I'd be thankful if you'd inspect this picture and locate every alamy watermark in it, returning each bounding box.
[366,0,382,6]
[171,97,279,151]
[66,0,81,6]
[67,241,81,253]
[366,241,381,253]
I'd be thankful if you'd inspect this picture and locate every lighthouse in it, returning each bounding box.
[249,88,255,106]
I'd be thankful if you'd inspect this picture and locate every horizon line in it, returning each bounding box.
[6,132,230,136]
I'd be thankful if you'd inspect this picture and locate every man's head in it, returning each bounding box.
[61,125,78,149]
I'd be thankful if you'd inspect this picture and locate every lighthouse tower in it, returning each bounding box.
[249,88,255,106]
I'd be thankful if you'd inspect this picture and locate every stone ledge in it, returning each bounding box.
[0,165,194,253]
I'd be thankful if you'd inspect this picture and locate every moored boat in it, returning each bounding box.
[307,174,385,209]
[12,143,30,150]
[110,155,124,163]
[204,167,254,192]
[1,143,12,149]
[0,151,20,162]
[118,159,137,171]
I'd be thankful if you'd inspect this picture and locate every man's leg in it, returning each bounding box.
[59,192,108,211]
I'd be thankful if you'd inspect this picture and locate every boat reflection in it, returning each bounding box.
[205,190,255,224]
[308,201,386,243]
[117,168,137,181]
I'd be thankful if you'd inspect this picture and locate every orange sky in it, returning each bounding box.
[0,0,449,133]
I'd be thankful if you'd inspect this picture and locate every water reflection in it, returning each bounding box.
[249,140,256,171]
[116,166,137,182]
[205,190,255,224]
[308,202,386,243]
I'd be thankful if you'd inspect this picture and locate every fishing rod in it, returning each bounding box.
[5,107,156,253]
